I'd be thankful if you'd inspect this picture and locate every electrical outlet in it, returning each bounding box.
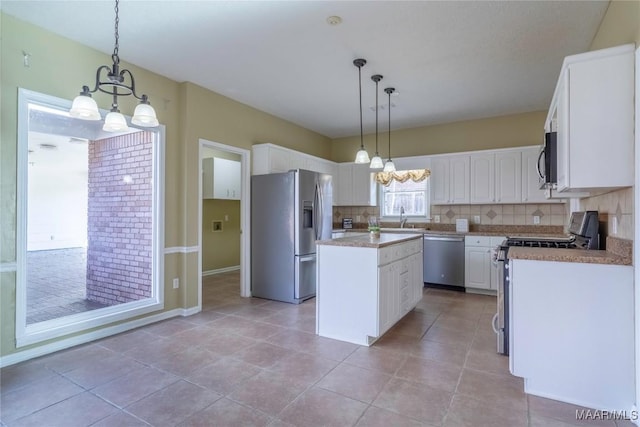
[533,215,540,225]
[356,215,361,222]
[224,214,229,221]
[434,215,440,223]
[172,278,179,289]
[474,215,481,224]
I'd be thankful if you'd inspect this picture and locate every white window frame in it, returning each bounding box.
[15,88,165,347]
[379,174,431,221]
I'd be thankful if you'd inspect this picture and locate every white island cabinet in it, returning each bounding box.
[316,234,423,346]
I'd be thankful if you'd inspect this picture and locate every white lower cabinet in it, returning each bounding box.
[464,236,505,292]
[510,259,633,410]
[317,237,423,346]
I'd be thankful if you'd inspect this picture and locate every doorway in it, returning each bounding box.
[198,139,251,310]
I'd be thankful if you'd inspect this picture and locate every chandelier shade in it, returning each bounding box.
[70,0,158,131]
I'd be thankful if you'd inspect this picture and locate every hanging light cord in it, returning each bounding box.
[385,87,395,160]
[358,65,364,150]
[374,78,379,155]
[113,0,120,62]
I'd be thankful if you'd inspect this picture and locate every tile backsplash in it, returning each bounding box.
[580,187,633,240]
[333,203,568,228]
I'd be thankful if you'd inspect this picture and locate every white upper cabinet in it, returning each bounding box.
[202,157,241,200]
[470,153,495,203]
[549,44,634,193]
[252,143,336,177]
[335,163,377,206]
[494,151,521,203]
[431,155,470,204]
[471,151,521,204]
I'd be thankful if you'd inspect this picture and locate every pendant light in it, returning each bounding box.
[369,74,384,169]
[69,0,159,131]
[353,59,370,164]
[383,87,396,173]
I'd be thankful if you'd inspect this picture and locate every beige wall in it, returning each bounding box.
[331,111,547,162]
[579,0,640,241]
[202,199,241,272]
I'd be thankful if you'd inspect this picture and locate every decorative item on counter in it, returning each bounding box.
[456,218,469,233]
[342,218,353,229]
[368,216,381,238]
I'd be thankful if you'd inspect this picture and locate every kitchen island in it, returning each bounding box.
[315,233,423,346]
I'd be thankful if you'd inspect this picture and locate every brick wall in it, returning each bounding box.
[86,132,153,305]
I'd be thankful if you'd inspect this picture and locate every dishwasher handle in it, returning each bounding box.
[423,235,465,242]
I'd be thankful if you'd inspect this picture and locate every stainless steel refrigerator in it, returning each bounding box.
[251,169,332,304]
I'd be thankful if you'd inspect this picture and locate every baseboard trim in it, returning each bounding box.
[203,265,240,276]
[0,307,201,368]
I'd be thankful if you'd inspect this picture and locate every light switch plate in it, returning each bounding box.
[434,215,441,223]
[474,215,481,224]
[533,215,540,225]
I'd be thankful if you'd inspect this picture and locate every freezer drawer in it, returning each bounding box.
[294,254,316,302]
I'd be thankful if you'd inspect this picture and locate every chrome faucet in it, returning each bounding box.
[400,207,408,228]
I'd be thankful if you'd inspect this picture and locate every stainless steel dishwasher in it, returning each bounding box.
[423,234,465,290]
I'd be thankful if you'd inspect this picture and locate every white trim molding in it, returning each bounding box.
[164,246,199,254]
[0,262,17,273]
[202,265,240,277]
[633,45,640,427]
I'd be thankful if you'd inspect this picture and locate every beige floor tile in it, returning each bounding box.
[7,391,118,427]
[372,333,419,354]
[305,336,360,361]
[266,329,320,352]
[456,368,526,411]
[317,363,391,403]
[0,374,83,422]
[143,318,198,337]
[355,406,426,427]
[410,338,469,366]
[39,344,116,374]
[122,337,183,365]
[151,347,221,377]
[422,325,474,348]
[444,394,527,427]
[528,395,617,427]
[231,342,292,368]
[179,398,271,427]
[168,325,223,347]
[182,309,227,326]
[229,370,308,416]
[278,387,368,427]
[63,353,143,389]
[529,414,595,427]
[372,377,452,425]
[464,348,511,376]
[0,360,56,394]
[267,352,339,385]
[198,332,258,356]
[90,411,150,427]
[186,357,261,395]
[344,346,408,375]
[126,380,222,426]
[92,366,180,408]
[96,329,160,353]
[395,355,462,393]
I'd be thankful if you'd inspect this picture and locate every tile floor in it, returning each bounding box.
[26,248,106,324]
[1,271,632,426]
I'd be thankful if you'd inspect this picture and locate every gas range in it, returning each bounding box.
[505,238,577,249]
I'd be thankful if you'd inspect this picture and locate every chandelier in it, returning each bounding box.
[69,0,158,132]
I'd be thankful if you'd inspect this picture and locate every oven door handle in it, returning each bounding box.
[491,312,500,334]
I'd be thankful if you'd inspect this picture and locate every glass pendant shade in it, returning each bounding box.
[69,95,101,120]
[103,111,129,132]
[370,155,384,169]
[355,148,370,164]
[383,160,396,172]
[132,102,159,127]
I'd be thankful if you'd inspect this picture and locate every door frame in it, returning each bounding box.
[198,139,251,308]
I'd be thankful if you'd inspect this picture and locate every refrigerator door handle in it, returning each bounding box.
[314,184,321,240]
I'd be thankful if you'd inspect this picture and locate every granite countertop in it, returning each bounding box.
[333,228,567,239]
[318,233,422,248]
[508,247,631,265]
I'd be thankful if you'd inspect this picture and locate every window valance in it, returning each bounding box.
[374,169,431,186]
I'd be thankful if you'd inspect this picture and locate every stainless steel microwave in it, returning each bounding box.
[537,131,557,189]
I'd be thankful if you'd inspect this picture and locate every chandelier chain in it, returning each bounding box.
[113,0,120,62]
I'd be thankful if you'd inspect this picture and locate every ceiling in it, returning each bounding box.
[2,1,609,138]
